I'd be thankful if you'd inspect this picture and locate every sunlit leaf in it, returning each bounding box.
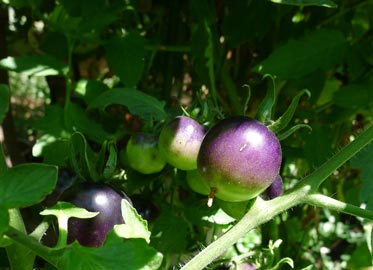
[253,29,347,79]
[114,200,151,243]
[56,233,163,270]
[268,0,337,8]
[88,88,167,121]
[0,163,57,208]
[0,56,66,76]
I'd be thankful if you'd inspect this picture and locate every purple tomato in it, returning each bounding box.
[197,116,282,202]
[159,116,207,170]
[61,182,131,247]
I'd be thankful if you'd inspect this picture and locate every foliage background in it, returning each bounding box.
[0,0,373,269]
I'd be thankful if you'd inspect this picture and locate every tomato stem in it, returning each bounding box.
[207,187,216,208]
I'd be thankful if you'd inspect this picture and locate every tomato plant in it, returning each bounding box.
[1,0,373,270]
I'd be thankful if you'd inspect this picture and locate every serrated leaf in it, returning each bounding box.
[40,201,98,219]
[0,163,57,208]
[55,233,163,270]
[0,84,10,124]
[268,0,337,8]
[0,55,66,76]
[114,200,151,243]
[88,88,167,121]
[253,29,347,79]
[105,34,145,87]
[151,210,188,254]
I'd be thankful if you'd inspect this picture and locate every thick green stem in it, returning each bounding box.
[181,187,309,270]
[181,125,373,270]
[303,193,373,220]
[4,226,59,268]
[300,124,373,190]
[5,210,36,270]
[56,216,68,249]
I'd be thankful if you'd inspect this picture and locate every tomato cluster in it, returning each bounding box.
[125,115,283,203]
[53,115,283,248]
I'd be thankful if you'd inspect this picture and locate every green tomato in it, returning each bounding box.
[186,169,210,196]
[125,133,166,174]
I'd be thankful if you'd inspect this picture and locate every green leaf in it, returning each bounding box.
[0,163,57,208]
[256,75,277,123]
[351,143,373,210]
[114,200,151,243]
[0,207,8,237]
[277,124,312,141]
[70,132,99,181]
[75,80,109,104]
[268,89,310,133]
[32,135,70,166]
[0,84,10,124]
[88,88,167,121]
[102,141,117,179]
[105,34,145,87]
[151,210,189,254]
[268,0,337,8]
[67,102,112,143]
[253,29,347,79]
[333,80,373,109]
[56,234,163,270]
[41,201,98,248]
[40,201,98,219]
[0,55,67,76]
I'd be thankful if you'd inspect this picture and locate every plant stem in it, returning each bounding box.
[56,215,68,249]
[5,210,36,270]
[4,226,59,268]
[181,124,373,270]
[304,193,373,220]
[300,124,373,191]
[181,188,309,270]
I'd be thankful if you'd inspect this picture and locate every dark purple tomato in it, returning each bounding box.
[263,175,283,200]
[159,116,207,170]
[197,116,282,202]
[130,194,159,222]
[61,182,131,247]
[124,133,166,174]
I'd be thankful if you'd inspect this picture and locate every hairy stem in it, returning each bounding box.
[5,210,35,270]
[300,124,373,190]
[4,226,59,268]
[181,124,373,270]
[304,193,373,220]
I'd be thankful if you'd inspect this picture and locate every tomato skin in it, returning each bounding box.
[197,116,282,202]
[61,182,131,247]
[125,133,166,174]
[186,169,210,196]
[159,116,207,170]
[263,175,283,200]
